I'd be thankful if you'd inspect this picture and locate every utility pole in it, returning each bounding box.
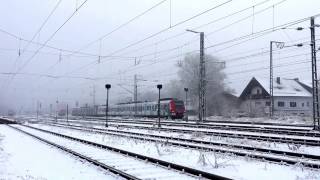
[134,74,138,116]
[310,17,320,130]
[199,32,206,123]
[55,99,58,122]
[66,104,69,124]
[133,58,139,117]
[270,41,273,118]
[186,29,206,123]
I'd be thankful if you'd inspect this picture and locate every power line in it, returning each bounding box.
[12,0,63,67]
[0,72,96,80]
[27,5,316,94]
[120,0,272,57]
[25,0,281,83]
[14,0,90,75]
[77,0,288,73]
[62,0,233,76]
[64,0,169,58]
[227,59,310,76]
[0,0,90,97]
[122,0,286,59]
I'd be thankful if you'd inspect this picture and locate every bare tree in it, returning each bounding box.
[173,53,233,116]
[138,53,238,116]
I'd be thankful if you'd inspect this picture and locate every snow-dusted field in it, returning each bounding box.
[45,121,320,156]
[205,115,313,125]
[26,123,320,180]
[0,125,123,180]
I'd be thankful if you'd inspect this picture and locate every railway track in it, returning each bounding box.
[40,116,319,138]
[103,119,320,137]
[37,122,320,169]
[9,124,229,180]
[72,116,313,129]
[43,118,320,147]
[17,115,318,137]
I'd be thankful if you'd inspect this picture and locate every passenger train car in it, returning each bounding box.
[72,98,185,119]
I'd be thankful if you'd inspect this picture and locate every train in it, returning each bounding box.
[72,98,185,119]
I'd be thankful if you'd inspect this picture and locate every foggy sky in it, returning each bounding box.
[0,0,319,113]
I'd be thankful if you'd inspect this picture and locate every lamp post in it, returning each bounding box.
[184,88,188,122]
[157,84,162,128]
[269,41,284,118]
[186,29,205,123]
[105,84,111,127]
[269,41,303,118]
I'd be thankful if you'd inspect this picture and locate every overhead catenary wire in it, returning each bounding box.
[117,0,286,61]
[59,0,233,77]
[0,0,90,98]
[11,0,63,68]
[61,0,293,77]
[11,1,318,100]
[0,27,137,59]
[13,0,90,75]
[64,0,169,59]
[120,0,273,57]
[5,0,280,91]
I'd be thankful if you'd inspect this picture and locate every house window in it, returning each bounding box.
[265,101,271,106]
[307,102,310,107]
[278,101,285,107]
[257,89,260,94]
[290,102,297,107]
[302,103,304,107]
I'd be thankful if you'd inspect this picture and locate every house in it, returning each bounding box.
[238,77,312,116]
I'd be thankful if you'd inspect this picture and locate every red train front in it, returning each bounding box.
[169,99,185,119]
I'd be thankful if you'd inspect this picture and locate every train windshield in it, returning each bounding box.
[174,100,185,108]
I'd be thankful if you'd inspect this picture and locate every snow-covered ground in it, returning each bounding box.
[12,114,314,126]
[26,123,320,180]
[0,125,123,180]
[205,115,313,125]
[45,122,320,156]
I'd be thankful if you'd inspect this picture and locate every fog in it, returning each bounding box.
[0,0,319,114]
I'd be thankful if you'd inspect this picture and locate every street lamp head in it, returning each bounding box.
[184,87,189,92]
[105,84,111,89]
[157,84,162,89]
[186,29,200,34]
[296,27,304,31]
[295,43,303,47]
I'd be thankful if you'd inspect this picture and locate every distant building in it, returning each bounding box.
[238,77,312,116]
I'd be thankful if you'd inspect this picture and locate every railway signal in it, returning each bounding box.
[157,84,162,128]
[105,84,111,127]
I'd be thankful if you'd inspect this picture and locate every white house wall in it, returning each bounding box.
[273,96,312,115]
